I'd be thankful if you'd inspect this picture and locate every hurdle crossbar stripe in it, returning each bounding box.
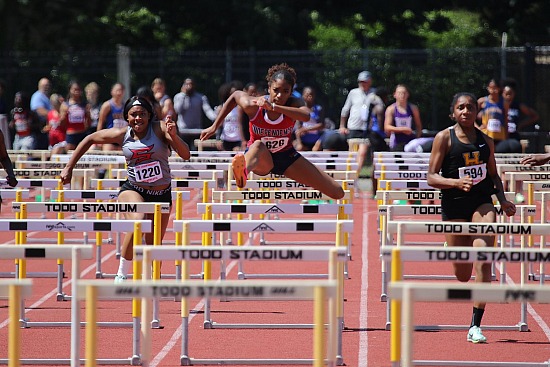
[378,180,434,190]
[0,189,30,199]
[50,189,191,201]
[380,246,550,263]
[166,162,231,170]
[0,279,33,298]
[0,179,62,189]
[379,204,536,217]
[249,171,357,180]
[173,219,353,233]
[197,202,353,215]
[386,220,550,235]
[503,171,550,181]
[50,190,118,200]
[379,190,517,203]
[0,219,152,232]
[12,202,171,214]
[51,154,126,164]
[389,281,550,303]
[15,160,108,169]
[0,245,93,259]
[111,168,225,179]
[374,171,427,180]
[89,179,216,189]
[76,279,336,300]
[228,179,354,190]
[212,189,351,201]
[134,245,348,262]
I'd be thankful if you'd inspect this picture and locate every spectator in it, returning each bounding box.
[151,78,175,118]
[30,77,52,149]
[85,82,101,136]
[59,81,90,151]
[294,86,324,151]
[44,93,66,154]
[0,126,17,189]
[498,79,539,153]
[215,82,246,151]
[384,84,423,151]
[340,71,382,177]
[97,83,126,151]
[9,91,40,151]
[174,77,217,149]
[477,78,508,145]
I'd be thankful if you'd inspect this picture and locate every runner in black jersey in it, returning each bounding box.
[427,92,516,344]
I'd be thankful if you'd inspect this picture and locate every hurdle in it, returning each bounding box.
[77,278,338,367]
[0,219,149,324]
[134,245,346,364]
[384,221,550,332]
[172,220,350,339]
[196,202,353,275]
[0,179,65,206]
[0,244,92,328]
[12,201,166,284]
[378,204,535,301]
[389,280,550,367]
[0,279,33,367]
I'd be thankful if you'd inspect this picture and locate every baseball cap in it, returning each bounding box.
[357,71,371,82]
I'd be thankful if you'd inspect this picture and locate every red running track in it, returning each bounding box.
[0,189,549,366]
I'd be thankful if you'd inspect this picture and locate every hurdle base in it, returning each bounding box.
[0,358,131,365]
[413,323,529,331]
[56,293,67,301]
[240,273,329,279]
[413,359,550,366]
[183,358,328,365]
[0,271,59,278]
[21,321,133,328]
[209,321,324,329]
[130,355,141,366]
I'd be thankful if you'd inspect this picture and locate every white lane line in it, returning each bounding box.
[358,192,369,366]
[505,276,550,341]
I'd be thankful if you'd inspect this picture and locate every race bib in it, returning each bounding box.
[487,118,501,132]
[458,163,487,185]
[508,122,517,133]
[260,137,289,153]
[134,161,162,183]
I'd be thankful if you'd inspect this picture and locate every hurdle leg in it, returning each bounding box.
[71,247,82,367]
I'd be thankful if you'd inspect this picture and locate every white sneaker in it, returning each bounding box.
[467,325,487,343]
[114,274,127,283]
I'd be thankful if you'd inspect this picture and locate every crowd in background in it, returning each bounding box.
[0,73,539,159]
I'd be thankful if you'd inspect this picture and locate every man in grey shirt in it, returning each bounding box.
[173,77,217,149]
[339,71,382,182]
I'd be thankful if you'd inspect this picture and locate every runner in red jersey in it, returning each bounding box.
[201,63,344,199]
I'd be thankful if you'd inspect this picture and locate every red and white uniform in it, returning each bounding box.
[248,107,295,153]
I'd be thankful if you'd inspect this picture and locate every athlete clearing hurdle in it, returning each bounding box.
[200,63,344,200]
[427,92,516,343]
[61,96,190,282]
